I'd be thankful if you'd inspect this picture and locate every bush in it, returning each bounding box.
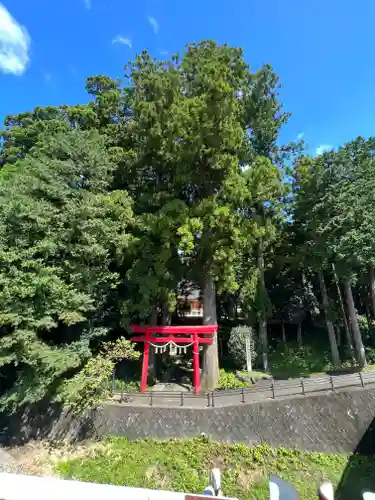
[228,325,256,370]
[60,354,115,415]
[365,347,375,365]
[115,379,141,392]
[268,345,331,378]
[357,315,375,344]
[60,337,140,415]
[217,369,248,390]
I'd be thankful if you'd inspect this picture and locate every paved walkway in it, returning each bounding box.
[112,371,375,408]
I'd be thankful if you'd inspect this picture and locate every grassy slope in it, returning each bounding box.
[56,437,375,500]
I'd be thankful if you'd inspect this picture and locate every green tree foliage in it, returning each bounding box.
[292,138,375,367]
[232,65,290,370]
[128,41,252,388]
[0,130,134,411]
[2,40,375,413]
[0,76,126,168]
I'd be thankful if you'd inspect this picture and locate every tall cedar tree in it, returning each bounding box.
[128,42,248,389]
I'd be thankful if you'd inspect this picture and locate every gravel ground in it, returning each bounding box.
[0,441,96,477]
[0,447,21,473]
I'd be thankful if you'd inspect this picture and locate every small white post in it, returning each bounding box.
[245,338,252,373]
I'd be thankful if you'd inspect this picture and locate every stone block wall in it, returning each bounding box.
[3,386,375,454]
[94,387,375,453]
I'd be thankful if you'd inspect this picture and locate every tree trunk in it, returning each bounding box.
[156,301,172,381]
[200,275,219,390]
[365,287,375,347]
[344,280,367,367]
[228,295,236,321]
[297,321,303,347]
[257,239,268,371]
[318,271,341,367]
[149,308,158,325]
[147,308,158,383]
[162,302,172,325]
[332,263,353,353]
[365,296,372,332]
[281,322,286,344]
[369,266,375,319]
[335,325,341,347]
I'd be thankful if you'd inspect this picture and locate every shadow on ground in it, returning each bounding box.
[335,416,375,499]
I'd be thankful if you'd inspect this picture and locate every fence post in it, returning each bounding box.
[206,392,211,408]
[271,380,275,399]
[330,376,335,392]
[301,379,306,395]
[180,392,184,406]
[241,387,245,403]
[359,371,365,388]
[149,391,153,406]
[211,391,215,408]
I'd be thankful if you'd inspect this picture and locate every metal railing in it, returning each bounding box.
[111,371,375,408]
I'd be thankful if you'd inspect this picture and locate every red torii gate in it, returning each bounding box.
[129,325,218,394]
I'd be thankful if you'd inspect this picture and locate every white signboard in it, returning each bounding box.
[245,337,252,373]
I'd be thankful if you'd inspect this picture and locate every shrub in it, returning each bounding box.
[217,369,248,390]
[60,354,115,415]
[115,379,141,392]
[365,347,375,365]
[228,325,256,370]
[60,337,140,415]
[357,315,375,344]
[268,345,331,378]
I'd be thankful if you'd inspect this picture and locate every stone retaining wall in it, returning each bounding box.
[3,386,375,454]
[94,386,375,453]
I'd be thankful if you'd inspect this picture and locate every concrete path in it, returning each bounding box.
[112,371,375,408]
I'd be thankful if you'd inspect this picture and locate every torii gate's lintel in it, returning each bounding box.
[129,325,218,394]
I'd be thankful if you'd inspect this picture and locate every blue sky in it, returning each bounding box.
[1,0,375,155]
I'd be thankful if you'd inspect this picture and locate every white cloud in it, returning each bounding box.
[297,132,304,140]
[0,3,30,75]
[84,0,91,9]
[160,49,169,56]
[316,144,333,156]
[112,35,132,48]
[148,16,159,34]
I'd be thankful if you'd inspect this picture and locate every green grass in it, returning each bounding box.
[363,364,375,373]
[55,436,375,499]
[237,370,271,379]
